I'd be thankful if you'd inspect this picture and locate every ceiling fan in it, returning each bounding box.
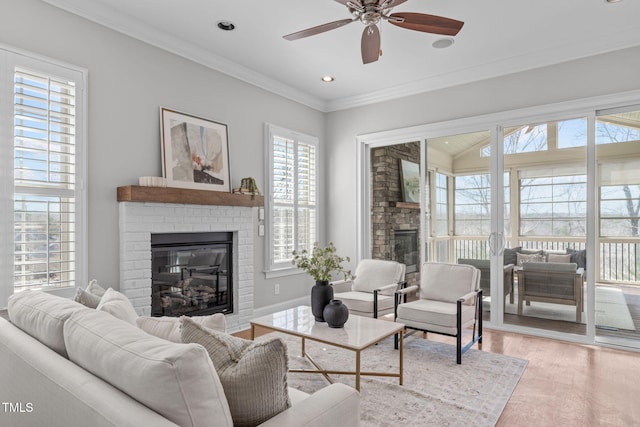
[283,0,464,64]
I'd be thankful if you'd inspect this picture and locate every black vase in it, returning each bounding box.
[311,280,333,322]
[323,299,349,328]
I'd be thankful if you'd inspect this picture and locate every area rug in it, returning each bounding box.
[500,286,636,330]
[261,333,527,427]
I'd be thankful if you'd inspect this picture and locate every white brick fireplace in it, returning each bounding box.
[118,200,256,332]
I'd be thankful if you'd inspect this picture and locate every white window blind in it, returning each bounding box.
[0,48,86,307]
[266,124,318,273]
[13,68,77,290]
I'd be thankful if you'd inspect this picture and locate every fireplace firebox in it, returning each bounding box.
[151,232,233,317]
[394,230,419,273]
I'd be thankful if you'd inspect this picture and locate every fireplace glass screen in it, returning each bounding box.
[394,230,419,273]
[151,232,232,317]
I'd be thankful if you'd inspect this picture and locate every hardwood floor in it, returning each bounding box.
[236,324,640,426]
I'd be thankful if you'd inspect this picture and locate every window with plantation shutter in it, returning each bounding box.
[266,124,318,274]
[1,48,86,306]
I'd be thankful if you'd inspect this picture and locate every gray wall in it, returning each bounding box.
[1,0,325,309]
[325,46,640,272]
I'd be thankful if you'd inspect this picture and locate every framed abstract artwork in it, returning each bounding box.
[160,107,231,192]
[399,159,420,203]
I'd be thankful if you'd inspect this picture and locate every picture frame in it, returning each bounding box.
[160,107,231,192]
[399,159,420,203]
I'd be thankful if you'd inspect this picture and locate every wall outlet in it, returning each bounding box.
[274,283,280,295]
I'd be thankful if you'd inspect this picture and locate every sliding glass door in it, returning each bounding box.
[595,106,640,349]
[498,118,588,337]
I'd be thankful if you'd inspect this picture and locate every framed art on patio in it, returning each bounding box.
[160,107,231,192]
[399,159,419,203]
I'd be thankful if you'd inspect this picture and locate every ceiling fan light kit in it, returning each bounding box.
[283,0,464,64]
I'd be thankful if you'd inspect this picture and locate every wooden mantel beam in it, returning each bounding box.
[117,185,263,207]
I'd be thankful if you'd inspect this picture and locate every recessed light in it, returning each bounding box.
[432,38,455,49]
[321,76,335,82]
[606,0,622,2]
[217,21,235,31]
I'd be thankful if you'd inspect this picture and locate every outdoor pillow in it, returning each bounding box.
[517,252,545,266]
[181,317,290,427]
[566,248,587,269]
[503,246,521,266]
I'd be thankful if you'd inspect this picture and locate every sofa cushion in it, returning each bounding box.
[64,309,233,427]
[548,253,571,263]
[96,288,138,325]
[181,317,290,427]
[7,290,87,358]
[136,314,226,343]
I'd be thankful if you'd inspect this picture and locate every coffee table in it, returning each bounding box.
[250,305,404,391]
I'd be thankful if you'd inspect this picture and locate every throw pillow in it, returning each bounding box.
[96,288,138,325]
[136,314,226,343]
[503,246,521,266]
[181,317,290,427]
[73,287,102,309]
[86,279,107,297]
[517,252,544,266]
[566,248,587,269]
[548,254,571,263]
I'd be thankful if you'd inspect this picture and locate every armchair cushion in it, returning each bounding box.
[351,259,405,293]
[420,263,479,303]
[334,291,394,313]
[396,300,477,335]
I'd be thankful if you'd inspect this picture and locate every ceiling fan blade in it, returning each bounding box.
[361,25,381,64]
[283,18,356,41]
[388,12,464,36]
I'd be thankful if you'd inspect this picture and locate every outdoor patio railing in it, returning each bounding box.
[444,236,639,284]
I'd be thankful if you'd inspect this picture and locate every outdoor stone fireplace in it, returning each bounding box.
[371,142,421,287]
[117,186,260,331]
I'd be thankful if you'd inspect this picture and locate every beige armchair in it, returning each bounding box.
[517,262,584,323]
[394,262,482,364]
[332,259,406,318]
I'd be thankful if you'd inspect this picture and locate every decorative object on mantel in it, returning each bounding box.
[399,159,420,203]
[232,177,261,199]
[138,176,167,187]
[292,242,354,322]
[323,299,349,328]
[160,107,231,192]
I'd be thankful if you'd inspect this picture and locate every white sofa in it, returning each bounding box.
[0,291,360,427]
